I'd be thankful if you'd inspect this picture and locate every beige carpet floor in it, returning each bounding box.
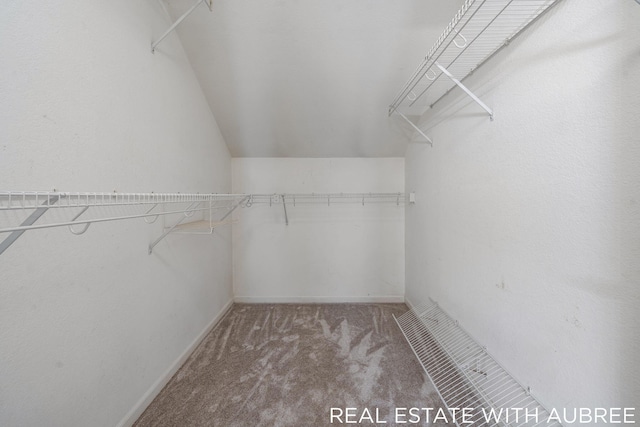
[134,303,450,427]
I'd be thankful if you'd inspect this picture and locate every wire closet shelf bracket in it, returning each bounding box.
[394,300,562,427]
[151,0,213,53]
[389,0,561,142]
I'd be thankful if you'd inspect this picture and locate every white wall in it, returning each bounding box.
[0,2,232,426]
[405,0,640,412]
[168,0,465,157]
[233,158,404,302]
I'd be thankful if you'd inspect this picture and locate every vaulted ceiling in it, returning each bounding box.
[164,0,463,157]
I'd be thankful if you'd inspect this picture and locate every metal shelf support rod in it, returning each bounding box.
[434,61,494,120]
[151,0,205,53]
[148,202,201,255]
[396,112,433,146]
[282,194,289,226]
[146,196,247,253]
[0,195,59,256]
[218,196,249,222]
[68,206,91,235]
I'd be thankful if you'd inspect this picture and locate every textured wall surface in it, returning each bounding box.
[232,158,405,302]
[405,0,640,411]
[0,1,232,426]
[164,0,464,157]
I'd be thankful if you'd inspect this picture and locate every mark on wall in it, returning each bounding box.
[563,315,582,328]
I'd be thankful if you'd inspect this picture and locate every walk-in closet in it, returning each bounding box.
[1,0,639,426]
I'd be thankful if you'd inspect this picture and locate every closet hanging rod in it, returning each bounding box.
[247,193,406,205]
[151,0,213,53]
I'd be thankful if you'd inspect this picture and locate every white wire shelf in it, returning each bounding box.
[389,0,561,118]
[394,300,562,427]
[0,191,404,255]
[0,191,246,211]
[152,0,213,54]
[0,192,405,211]
[245,193,406,207]
[0,192,249,255]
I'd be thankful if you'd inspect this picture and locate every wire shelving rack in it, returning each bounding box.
[245,193,406,206]
[389,0,561,140]
[0,191,405,255]
[394,300,562,427]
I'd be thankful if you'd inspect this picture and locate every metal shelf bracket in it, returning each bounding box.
[143,204,160,224]
[151,0,213,54]
[147,195,248,254]
[148,201,202,254]
[220,196,249,222]
[281,194,289,226]
[434,61,494,120]
[0,194,59,256]
[68,206,92,235]
[395,112,433,146]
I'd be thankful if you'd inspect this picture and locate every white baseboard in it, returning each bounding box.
[233,295,405,304]
[116,298,234,427]
[404,295,417,311]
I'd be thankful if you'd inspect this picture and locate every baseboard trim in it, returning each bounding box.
[404,296,417,311]
[116,298,234,427]
[233,295,405,304]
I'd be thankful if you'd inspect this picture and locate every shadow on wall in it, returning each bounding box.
[401,0,640,412]
[416,0,621,139]
[617,3,640,408]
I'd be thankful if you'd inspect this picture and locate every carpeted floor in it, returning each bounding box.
[134,303,451,426]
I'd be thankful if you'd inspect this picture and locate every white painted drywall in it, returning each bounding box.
[232,158,405,302]
[405,0,640,412]
[0,2,232,426]
[165,0,465,157]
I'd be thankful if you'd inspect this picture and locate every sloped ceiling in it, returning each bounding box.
[163,0,463,157]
